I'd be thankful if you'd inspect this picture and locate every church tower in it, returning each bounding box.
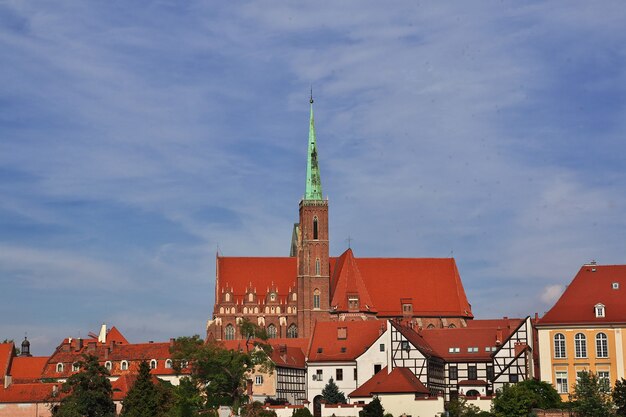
[297,96,330,337]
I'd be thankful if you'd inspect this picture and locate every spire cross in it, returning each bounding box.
[310,86,313,104]
[346,236,353,249]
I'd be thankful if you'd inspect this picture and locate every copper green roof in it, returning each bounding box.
[305,98,323,200]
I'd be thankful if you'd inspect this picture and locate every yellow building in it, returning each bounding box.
[537,263,626,400]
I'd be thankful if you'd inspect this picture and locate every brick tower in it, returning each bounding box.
[297,95,330,337]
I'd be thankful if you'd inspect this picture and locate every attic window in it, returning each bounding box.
[401,341,410,351]
[121,360,129,371]
[340,347,347,353]
[72,363,80,372]
[337,327,347,340]
[105,361,112,371]
[150,359,157,369]
[613,282,620,290]
[402,303,413,313]
[595,303,606,318]
[348,296,359,311]
[56,363,64,373]
[448,347,460,353]
[467,347,479,353]
[317,347,323,354]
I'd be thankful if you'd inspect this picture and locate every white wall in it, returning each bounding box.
[306,362,356,402]
[321,403,364,417]
[465,397,493,413]
[379,394,443,417]
[355,328,389,386]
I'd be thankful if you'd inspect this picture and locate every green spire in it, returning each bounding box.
[305,94,323,200]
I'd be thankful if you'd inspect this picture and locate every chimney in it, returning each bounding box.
[98,324,107,344]
[279,344,287,354]
[170,338,175,348]
[495,328,503,346]
[87,341,96,352]
[76,338,83,351]
[337,327,347,340]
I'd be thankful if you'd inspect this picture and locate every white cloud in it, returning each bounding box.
[541,284,565,306]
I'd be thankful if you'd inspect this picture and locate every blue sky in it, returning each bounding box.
[1,1,625,355]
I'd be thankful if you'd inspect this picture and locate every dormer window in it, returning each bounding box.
[72,363,80,372]
[56,363,64,373]
[402,303,413,314]
[595,303,606,318]
[165,359,172,369]
[348,296,359,311]
[150,359,157,369]
[105,361,112,371]
[121,360,129,371]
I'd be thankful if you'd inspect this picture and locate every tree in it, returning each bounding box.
[170,323,273,414]
[52,354,116,417]
[119,361,170,417]
[292,407,313,417]
[321,378,346,404]
[446,397,482,417]
[360,396,384,417]
[614,378,626,417]
[240,401,278,417]
[492,379,561,417]
[572,371,613,417]
[168,377,203,417]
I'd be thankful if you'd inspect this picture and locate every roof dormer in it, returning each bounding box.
[595,303,605,318]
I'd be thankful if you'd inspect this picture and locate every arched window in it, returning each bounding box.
[574,333,587,358]
[72,363,79,372]
[56,363,64,373]
[276,306,281,314]
[287,306,292,314]
[254,307,259,314]
[105,361,112,371]
[315,258,321,275]
[248,293,254,302]
[287,324,298,338]
[313,217,319,240]
[219,307,224,314]
[313,289,321,309]
[292,293,297,301]
[165,359,172,369]
[554,333,566,358]
[243,307,248,314]
[267,324,277,339]
[225,293,230,302]
[427,324,435,329]
[448,324,456,329]
[121,360,129,371]
[596,333,608,358]
[150,359,157,369]
[225,324,235,340]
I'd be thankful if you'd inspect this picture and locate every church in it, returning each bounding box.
[206,98,474,341]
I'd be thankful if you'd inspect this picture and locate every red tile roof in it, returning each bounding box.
[10,357,48,382]
[539,265,626,325]
[389,322,439,358]
[0,343,13,378]
[216,257,297,306]
[307,320,386,362]
[106,327,129,344]
[330,249,376,313]
[349,367,429,397]
[220,338,307,369]
[0,382,60,403]
[216,251,472,319]
[354,256,472,318]
[420,319,524,361]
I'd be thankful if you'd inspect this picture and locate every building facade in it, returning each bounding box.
[537,263,626,399]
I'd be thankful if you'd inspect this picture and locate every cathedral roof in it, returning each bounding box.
[307,320,386,362]
[216,257,297,305]
[538,264,626,326]
[330,249,376,313]
[349,367,429,398]
[344,255,473,318]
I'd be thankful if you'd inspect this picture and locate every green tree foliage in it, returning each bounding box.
[614,378,626,417]
[292,407,313,417]
[359,396,384,417]
[446,397,483,417]
[572,371,614,417]
[119,361,170,417]
[52,354,116,417]
[492,379,561,417]
[321,378,346,404]
[168,377,203,417]
[170,323,273,414]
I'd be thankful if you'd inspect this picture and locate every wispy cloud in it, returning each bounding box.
[1,1,626,354]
